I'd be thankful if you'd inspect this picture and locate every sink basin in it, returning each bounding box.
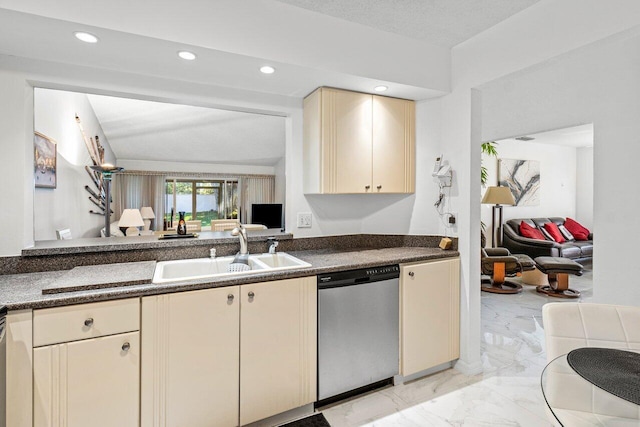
[250,253,312,269]
[152,252,311,284]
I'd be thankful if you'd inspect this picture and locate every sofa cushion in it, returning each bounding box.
[544,222,566,243]
[564,218,590,241]
[571,241,594,257]
[557,244,582,259]
[558,224,575,241]
[520,221,546,240]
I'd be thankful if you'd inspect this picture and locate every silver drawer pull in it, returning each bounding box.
[84,318,94,327]
[377,185,382,190]
[248,291,255,299]
[365,185,371,190]
[121,342,130,352]
[408,271,415,277]
[227,294,235,302]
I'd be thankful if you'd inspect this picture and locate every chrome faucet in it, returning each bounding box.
[268,238,278,254]
[231,224,248,255]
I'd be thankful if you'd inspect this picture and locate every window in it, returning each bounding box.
[164,179,238,227]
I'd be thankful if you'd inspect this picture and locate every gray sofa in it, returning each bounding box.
[502,217,593,262]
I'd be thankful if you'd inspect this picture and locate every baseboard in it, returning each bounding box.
[453,359,483,376]
[395,361,454,384]
[243,404,314,427]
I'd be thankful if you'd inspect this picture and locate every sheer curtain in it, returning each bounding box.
[113,173,166,231]
[240,176,275,224]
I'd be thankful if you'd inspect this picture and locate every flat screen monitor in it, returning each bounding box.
[251,203,283,229]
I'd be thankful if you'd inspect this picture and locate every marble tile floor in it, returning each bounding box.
[322,266,593,426]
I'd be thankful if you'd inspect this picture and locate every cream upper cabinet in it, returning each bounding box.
[32,299,141,427]
[400,258,460,377]
[239,277,317,426]
[372,95,415,193]
[304,87,415,194]
[141,286,240,427]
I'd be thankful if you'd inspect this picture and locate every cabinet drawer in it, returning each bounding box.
[33,298,140,347]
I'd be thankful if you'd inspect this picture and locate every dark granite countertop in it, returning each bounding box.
[22,230,293,257]
[0,247,458,310]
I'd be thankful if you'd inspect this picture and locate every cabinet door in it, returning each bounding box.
[141,286,240,427]
[33,332,139,427]
[372,96,415,193]
[321,88,372,193]
[400,258,460,376]
[240,277,317,425]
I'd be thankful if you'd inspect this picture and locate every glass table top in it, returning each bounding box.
[541,352,640,426]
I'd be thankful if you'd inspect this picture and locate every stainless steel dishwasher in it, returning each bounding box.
[317,265,399,404]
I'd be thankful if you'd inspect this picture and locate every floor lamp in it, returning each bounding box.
[481,186,516,247]
[90,164,124,237]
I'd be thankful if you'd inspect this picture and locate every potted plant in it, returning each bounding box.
[481,141,498,247]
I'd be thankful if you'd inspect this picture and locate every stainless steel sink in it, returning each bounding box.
[152,252,311,284]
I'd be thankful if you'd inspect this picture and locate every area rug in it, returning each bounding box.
[279,413,331,427]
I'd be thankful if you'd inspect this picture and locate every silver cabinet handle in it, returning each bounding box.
[365,185,371,190]
[248,291,255,299]
[408,271,415,277]
[84,318,94,327]
[227,294,234,302]
[377,185,382,190]
[121,342,130,352]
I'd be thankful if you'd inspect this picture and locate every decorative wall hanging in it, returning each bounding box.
[75,114,112,216]
[34,132,57,189]
[498,158,540,206]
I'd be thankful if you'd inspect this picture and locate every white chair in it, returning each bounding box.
[542,303,640,421]
[186,220,202,232]
[55,228,72,240]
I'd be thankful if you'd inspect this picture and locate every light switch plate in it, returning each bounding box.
[297,212,312,228]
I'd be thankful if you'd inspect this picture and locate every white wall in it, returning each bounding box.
[34,88,115,240]
[576,147,594,230]
[273,157,285,204]
[480,28,640,305]
[481,140,578,246]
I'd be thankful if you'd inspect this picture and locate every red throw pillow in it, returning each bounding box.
[564,218,590,241]
[544,222,566,243]
[520,221,546,240]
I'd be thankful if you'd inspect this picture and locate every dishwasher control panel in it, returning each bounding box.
[317,264,400,288]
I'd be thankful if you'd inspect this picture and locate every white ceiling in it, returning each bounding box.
[275,0,541,47]
[0,0,541,101]
[505,124,594,148]
[86,94,286,166]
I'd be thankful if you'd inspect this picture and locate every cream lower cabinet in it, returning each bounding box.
[32,298,141,427]
[141,277,317,427]
[239,277,317,425]
[141,286,240,427]
[400,258,460,377]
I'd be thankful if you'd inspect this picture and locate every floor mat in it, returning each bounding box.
[279,413,331,427]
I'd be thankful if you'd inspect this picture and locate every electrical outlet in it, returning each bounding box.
[297,212,312,228]
[448,213,457,225]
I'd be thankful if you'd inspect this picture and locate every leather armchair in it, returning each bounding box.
[481,247,535,294]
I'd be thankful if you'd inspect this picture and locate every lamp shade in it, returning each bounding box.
[118,209,145,227]
[481,186,516,205]
[140,206,155,219]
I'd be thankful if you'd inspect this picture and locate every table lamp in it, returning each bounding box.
[140,207,155,231]
[481,186,516,247]
[119,209,145,237]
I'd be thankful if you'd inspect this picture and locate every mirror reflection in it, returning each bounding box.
[33,88,286,241]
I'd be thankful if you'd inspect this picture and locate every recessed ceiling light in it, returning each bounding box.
[260,66,275,74]
[74,32,99,43]
[178,51,197,61]
[374,85,388,92]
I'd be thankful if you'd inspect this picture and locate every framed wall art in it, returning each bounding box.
[498,158,540,206]
[34,131,57,189]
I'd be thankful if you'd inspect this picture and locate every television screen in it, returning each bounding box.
[251,204,283,229]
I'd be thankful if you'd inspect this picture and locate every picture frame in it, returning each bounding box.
[498,158,540,206]
[34,131,57,189]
